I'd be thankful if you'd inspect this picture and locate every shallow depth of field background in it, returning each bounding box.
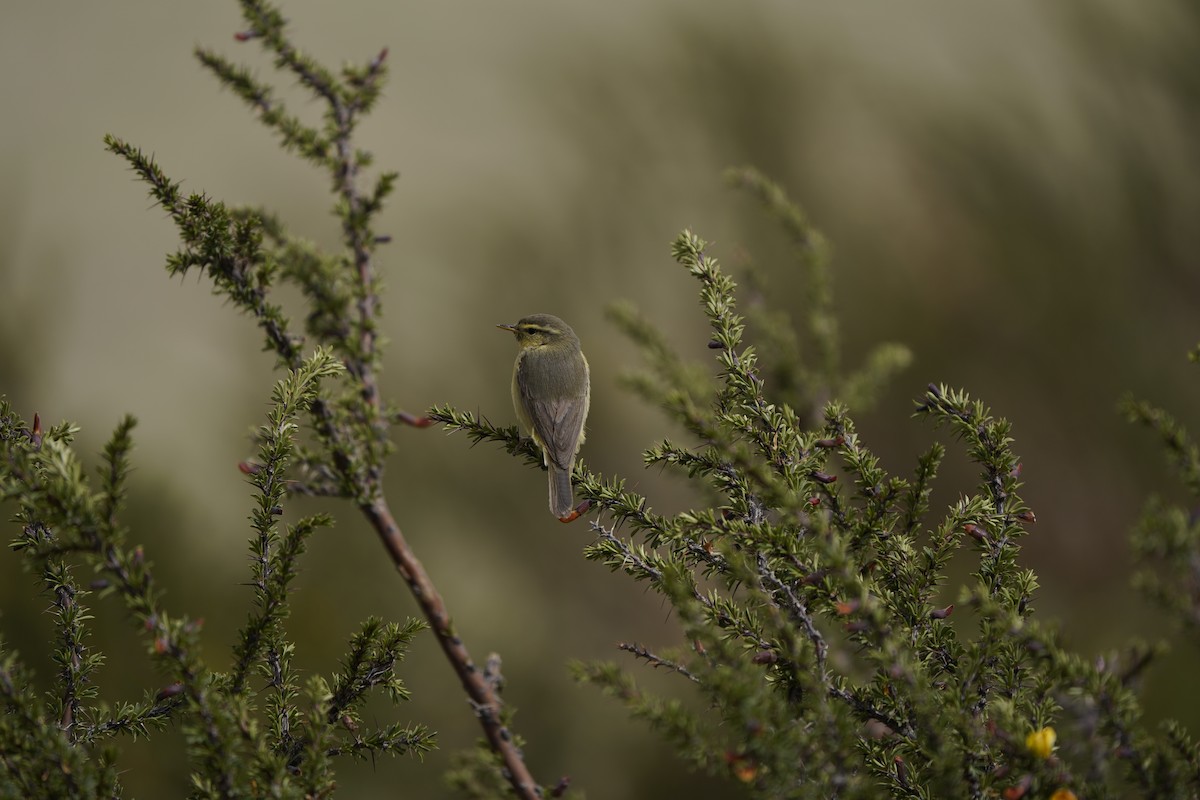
[2,1,1199,797]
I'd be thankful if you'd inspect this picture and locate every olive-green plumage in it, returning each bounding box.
[497,314,590,519]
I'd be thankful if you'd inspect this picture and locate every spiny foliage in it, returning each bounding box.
[2,1,436,796]
[105,0,402,506]
[0,352,432,799]
[432,176,1200,798]
[1122,350,1200,636]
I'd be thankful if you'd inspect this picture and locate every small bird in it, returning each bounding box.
[497,314,590,521]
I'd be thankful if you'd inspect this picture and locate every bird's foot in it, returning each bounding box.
[558,500,592,524]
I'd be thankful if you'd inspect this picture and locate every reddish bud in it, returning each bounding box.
[751,650,777,665]
[815,435,845,448]
[734,763,758,783]
[155,682,184,701]
[29,413,43,448]
[393,410,435,428]
[930,604,955,620]
[963,523,986,541]
[723,751,758,783]
[707,339,724,349]
[835,600,860,616]
[801,568,829,586]
[810,471,838,484]
[1003,774,1032,800]
[238,461,262,475]
[234,29,260,42]
[550,777,571,798]
[1016,510,1036,523]
[806,496,821,507]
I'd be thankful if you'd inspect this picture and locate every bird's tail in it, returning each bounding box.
[549,463,574,519]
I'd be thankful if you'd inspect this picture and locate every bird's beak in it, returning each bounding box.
[496,323,518,333]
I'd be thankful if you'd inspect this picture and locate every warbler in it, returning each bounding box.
[497,314,590,520]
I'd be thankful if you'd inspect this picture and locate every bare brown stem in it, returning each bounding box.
[360,498,542,799]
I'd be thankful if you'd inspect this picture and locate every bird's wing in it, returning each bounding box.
[517,359,588,471]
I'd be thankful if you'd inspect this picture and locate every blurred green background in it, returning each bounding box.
[3,0,1200,797]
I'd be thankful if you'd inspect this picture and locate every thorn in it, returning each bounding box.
[30,413,43,448]
[558,499,592,523]
[371,47,389,70]
[483,652,504,692]
[393,410,435,428]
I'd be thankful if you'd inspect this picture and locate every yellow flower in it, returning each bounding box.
[1025,726,1057,759]
[1049,789,1077,800]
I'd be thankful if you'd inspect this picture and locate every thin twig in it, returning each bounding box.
[617,642,700,684]
[360,500,540,797]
